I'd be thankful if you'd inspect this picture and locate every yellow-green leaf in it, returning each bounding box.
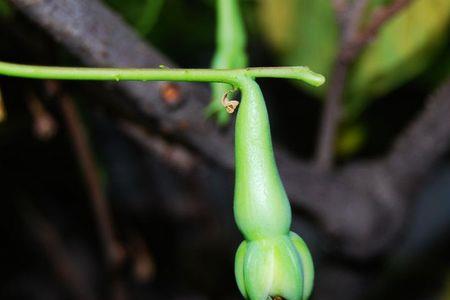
[347,0,450,119]
[257,0,339,96]
[257,0,450,119]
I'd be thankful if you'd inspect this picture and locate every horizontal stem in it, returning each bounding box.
[0,61,325,87]
[245,67,325,86]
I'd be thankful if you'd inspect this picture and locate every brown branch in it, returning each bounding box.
[315,0,371,172]
[0,85,6,122]
[281,81,449,258]
[8,0,235,169]
[21,204,96,300]
[332,0,347,12]
[27,93,58,140]
[332,0,350,25]
[58,90,129,300]
[342,0,371,43]
[314,0,413,171]
[314,60,349,172]
[118,120,198,174]
[382,80,450,194]
[60,93,124,270]
[344,0,413,61]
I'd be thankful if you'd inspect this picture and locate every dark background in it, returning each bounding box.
[0,1,449,300]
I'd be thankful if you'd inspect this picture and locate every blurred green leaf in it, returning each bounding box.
[346,0,450,119]
[257,0,339,96]
[105,0,143,23]
[104,0,214,66]
[336,123,367,158]
[258,0,450,118]
[441,273,450,300]
[104,0,164,35]
[135,0,165,36]
[422,50,450,87]
[0,0,12,18]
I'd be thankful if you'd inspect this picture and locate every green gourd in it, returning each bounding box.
[233,78,314,300]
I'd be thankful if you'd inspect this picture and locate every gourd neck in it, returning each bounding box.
[233,78,292,240]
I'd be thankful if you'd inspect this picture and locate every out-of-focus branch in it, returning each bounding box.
[58,88,128,300]
[21,205,96,300]
[332,0,349,24]
[289,81,450,258]
[27,93,58,140]
[382,80,450,194]
[118,120,198,174]
[332,0,348,11]
[315,0,413,171]
[342,0,370,43]
[8,0,235,168]
[0,85,6,122]
[60,92,124,270]
[314,60,349,172]
[343,0,413,61]
[315,0,372,172]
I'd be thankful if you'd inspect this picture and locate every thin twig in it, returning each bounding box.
[332,0,349,24]
[315,0,413,171]
[27,93,58,140]
[383,80,450,194]
[315,0,372,171]
[314,61,349,172]
[60,93,123,269]
[0,85,6,122]
[21,204,96,300]
[344,0,413,61]
[58,90,128,300]
[342,0,370,43]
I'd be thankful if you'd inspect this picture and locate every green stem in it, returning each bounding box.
[208,0,248,125]
[216,0,246,50]
[0,61,325,87]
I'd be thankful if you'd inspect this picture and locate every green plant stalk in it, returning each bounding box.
[0,62,323,87]
[0,60,325,300]
[206,0,248,125]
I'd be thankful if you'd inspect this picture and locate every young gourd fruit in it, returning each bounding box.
[232,78,314,300]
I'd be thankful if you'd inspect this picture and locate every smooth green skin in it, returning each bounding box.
[234,77,317,300]
[234,78,291,240]
[206,0,248,125]
[0,60,324,300]
[235,233,314,300]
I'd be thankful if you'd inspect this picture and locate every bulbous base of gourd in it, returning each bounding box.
[235,232,314,300]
